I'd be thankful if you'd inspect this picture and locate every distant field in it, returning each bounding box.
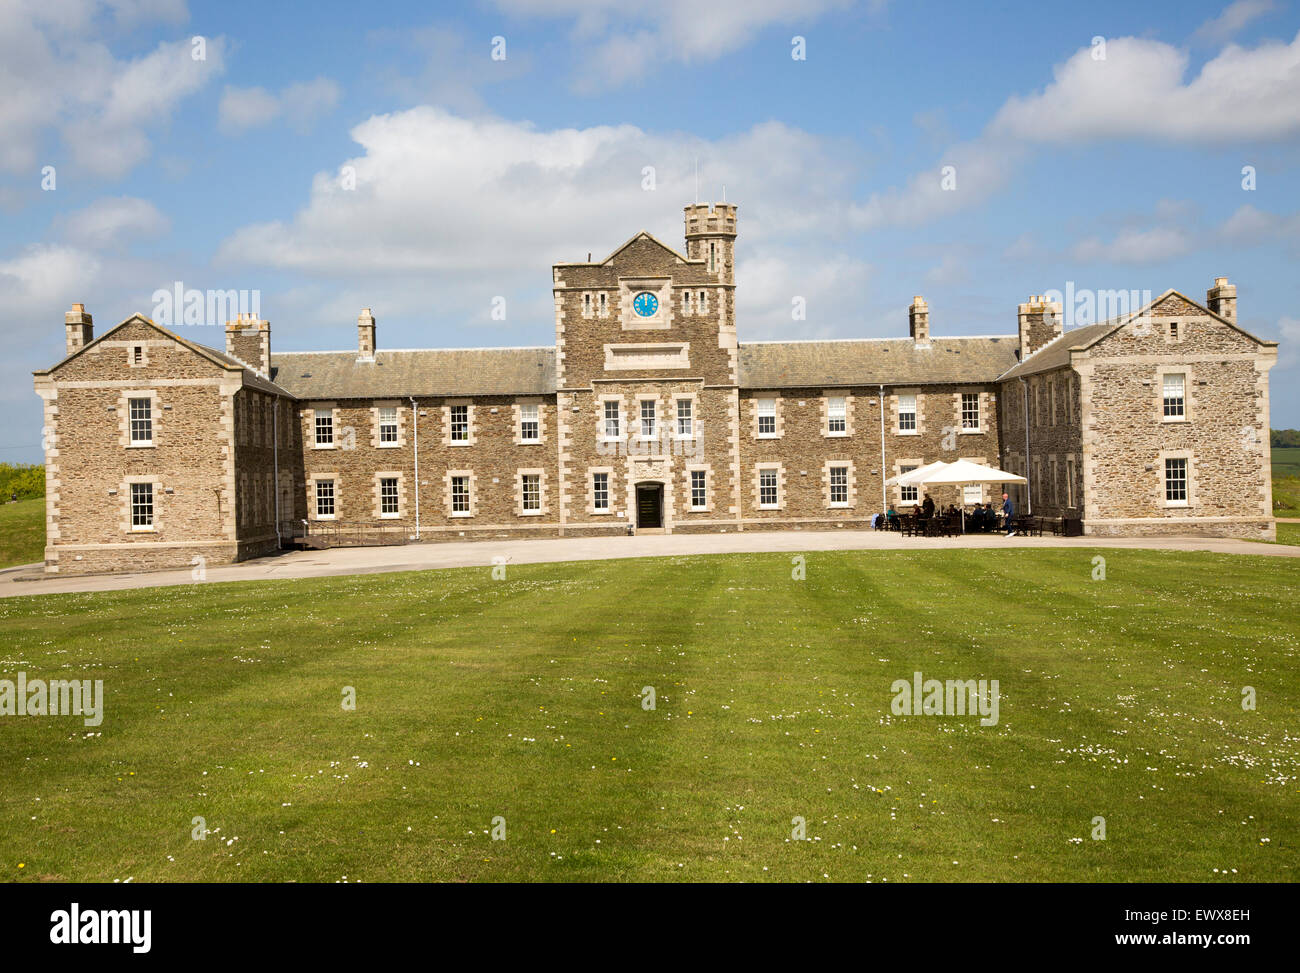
[1274,447,1300,518]
[0,549,1295,883]
[0,499,43,569]
[1272,446,1300,478]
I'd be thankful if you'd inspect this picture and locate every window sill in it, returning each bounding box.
[824,431,848,438]
[376,441,401,448]
[1161,417,1187,423]
[313,444,335,450]
[1164,501,1189,508]
[519,439,542,446]
[958,428,982,435]
[590,509,612,516]
[448,441,473,447]
[380,513,400,520]
[756,433,782,440]
[127,442,155,449]
[896,429,918,436]
[758,504,781,511]
[450,511,473,518]
[690,506,709,513]
[519,509,544,517]
[315,514,336,521]
[829,502,852,509]
[130,526,155,533]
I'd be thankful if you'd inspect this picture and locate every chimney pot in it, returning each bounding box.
[909,296,931,343]
[1207,277,1237,322]
[64,303,93,355]
[358,308,377,360]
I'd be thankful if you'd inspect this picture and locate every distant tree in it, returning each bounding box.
[1272,429,1300,448]
[0,463,44,501]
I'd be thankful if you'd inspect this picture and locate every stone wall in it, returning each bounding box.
[35,318,241,575]
[998,367,1084,519]
[297,394,562,541]
[738,383,1003,524]
[1077,295,1275,539]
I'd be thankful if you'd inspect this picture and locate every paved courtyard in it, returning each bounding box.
[1,528,1295,598]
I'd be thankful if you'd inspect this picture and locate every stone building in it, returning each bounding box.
[32,203,1278,574]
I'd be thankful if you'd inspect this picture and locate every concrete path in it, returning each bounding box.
[1,529,1296,599]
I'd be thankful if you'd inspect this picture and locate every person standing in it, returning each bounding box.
[1002,492,1016,537]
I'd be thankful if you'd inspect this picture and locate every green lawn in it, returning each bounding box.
[0,499,44,569]
[1,548,1295,883]
[1271,523,1300,546]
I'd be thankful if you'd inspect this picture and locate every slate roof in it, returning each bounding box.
[34,315,294,397]
[996,322,1120,381]
[996,287,1276,381]
[269,347,558,400]
[737,336,1019,389]
[191,341,294,396]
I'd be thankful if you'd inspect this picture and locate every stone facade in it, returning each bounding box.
[34,204,1280,574]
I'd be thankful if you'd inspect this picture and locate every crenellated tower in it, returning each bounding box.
[683,203,737,285]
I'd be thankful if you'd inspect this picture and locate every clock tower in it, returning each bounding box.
[551,202,742,535]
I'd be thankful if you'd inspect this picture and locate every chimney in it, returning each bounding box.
[1207,277,1237,323]
[358,308,376,360]
[65,304,93,356]
[1018,294,1063,360]
[224,312,271,375]
[909,296,930,344]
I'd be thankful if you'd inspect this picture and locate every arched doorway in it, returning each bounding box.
[635,482,663,529]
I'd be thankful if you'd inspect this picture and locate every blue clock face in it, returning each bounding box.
[633,291,659,317]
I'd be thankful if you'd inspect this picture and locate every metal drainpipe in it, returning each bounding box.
[409,396,421,540]
[272,395,281,549]
[878,384,887,512]
[1019,376,1032,516]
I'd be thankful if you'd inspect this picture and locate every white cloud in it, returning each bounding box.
[923,253,972,286]
[1194,0,1276,44]
[216,109,863,273]
[1071,226,1195,265]
[1273,316,1300,370]
[0,244,103,314]
[991,31,1300,143]
[55,197,171,249]
[846,139,1026,231]
[214,108,878,343]
[490,0,864,88]
[217,87,281,132]
[0,3,226,178]
[218,78,341,135]
[1220,203,1300,241]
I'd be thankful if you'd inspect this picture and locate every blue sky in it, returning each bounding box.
[3,0,1299,463]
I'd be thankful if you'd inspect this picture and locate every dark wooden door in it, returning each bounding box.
[636,485,662,528]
